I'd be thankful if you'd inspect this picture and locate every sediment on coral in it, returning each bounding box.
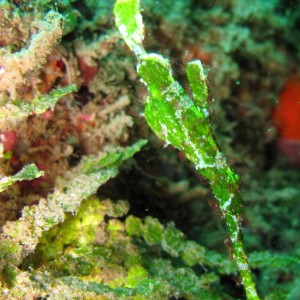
[0,6,64,99]
[0,0,137,226]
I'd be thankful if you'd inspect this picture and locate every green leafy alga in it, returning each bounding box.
[0,84,77,120]
[0,163,44,193]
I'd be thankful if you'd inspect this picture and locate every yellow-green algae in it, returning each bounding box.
[16,197,233,299]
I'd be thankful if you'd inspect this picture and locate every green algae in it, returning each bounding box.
[27,198,230,299]
[0,164,44,193]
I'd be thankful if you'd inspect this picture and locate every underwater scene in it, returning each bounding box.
[0,0,299,299]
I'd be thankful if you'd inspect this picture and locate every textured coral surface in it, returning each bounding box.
[0,0,299,299]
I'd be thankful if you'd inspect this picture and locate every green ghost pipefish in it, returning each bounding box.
[114,0,259,299]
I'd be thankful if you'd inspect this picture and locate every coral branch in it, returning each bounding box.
[0,140,146,272]
[0,10,64,98]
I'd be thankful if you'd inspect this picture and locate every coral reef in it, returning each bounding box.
[0,0,299,299]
